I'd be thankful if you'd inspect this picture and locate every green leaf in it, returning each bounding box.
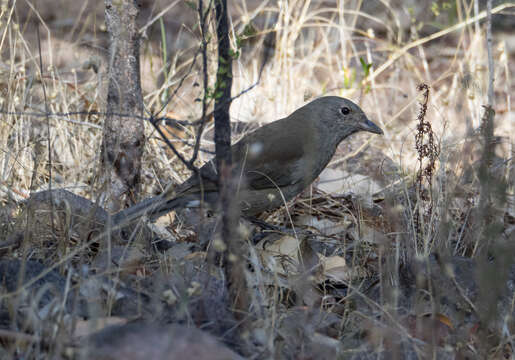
[242,23,257,37]
[228,48,240,59]
[359,57,372,78]
[235,36,242,48]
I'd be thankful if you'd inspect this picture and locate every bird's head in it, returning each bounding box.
[306,96,383,138]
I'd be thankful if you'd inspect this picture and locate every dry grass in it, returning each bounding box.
[0,0,514,359]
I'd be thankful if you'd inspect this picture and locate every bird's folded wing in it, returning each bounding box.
[174,118,316,195]
[171,144,308,197]
[231,124,316,190]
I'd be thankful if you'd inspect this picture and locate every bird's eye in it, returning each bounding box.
[341,107,350,115]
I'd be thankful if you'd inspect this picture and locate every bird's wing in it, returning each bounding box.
[231,119,318,190]
[172,116,317,195]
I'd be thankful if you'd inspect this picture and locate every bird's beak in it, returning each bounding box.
[358,115,383,135]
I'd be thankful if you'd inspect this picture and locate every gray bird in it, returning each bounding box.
[113,96,383,224]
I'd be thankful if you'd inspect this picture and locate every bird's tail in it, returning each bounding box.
[111,194,179,227]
